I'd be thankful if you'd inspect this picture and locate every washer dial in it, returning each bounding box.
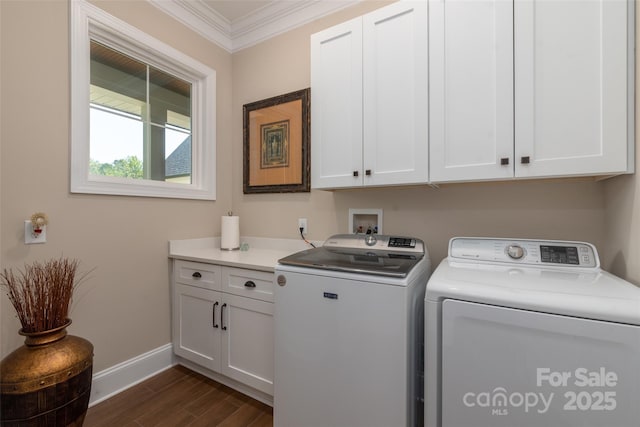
[365,235,377,246]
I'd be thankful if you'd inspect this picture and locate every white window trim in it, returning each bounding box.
[70,0,216,200]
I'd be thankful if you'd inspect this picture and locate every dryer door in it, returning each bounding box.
[440,299,640,427]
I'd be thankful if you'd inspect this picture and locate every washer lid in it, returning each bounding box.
[426,259,640,326]
[278,234,425,278]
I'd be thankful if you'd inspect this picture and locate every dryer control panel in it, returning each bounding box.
[449,238,599,269]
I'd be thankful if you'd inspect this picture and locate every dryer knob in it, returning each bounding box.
[507,245,525,260]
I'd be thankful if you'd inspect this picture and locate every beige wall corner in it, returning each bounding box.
[604,173,639,285]
[602,3,640,286]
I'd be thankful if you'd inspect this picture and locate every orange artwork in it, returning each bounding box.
[243,89,310,193]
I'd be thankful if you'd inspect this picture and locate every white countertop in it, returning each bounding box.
[169,236,321,272]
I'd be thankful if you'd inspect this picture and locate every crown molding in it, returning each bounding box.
[149,0,361,53]
[231,1,361,52]
[149,0,233,51]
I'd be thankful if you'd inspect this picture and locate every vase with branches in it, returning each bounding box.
[0,257,94,427]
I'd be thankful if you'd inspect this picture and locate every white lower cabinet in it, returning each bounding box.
[173,283,222,371]
[172,260,274,397]
[221,293,274,393]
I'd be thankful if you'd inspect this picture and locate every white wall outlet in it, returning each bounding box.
[298,218,308,235]
[25,220,46,244]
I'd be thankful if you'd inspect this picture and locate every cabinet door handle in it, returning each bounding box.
[353,170,359,177]
[500,157,509,166]
[244,280,256,288]
[212,301,219,328]
[521,156,530,164]
[365,169,372,176]
[221,303,227,330]
[192,272,202,279]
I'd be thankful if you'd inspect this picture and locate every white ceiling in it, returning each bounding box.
[149,0,361,53]
[201,1,275,22]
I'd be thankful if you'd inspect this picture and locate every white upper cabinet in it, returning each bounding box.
[429,0,514,182]
[514,0,634,178]
[311,17,363,188]
[362,1,429,187]
[430,0,634,183]
[311,1,428,189]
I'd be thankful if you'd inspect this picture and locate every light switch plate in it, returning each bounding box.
[25,220,46,244]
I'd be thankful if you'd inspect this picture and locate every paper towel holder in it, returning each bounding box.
[221,212,240,251]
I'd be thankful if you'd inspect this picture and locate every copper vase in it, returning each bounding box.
[0,319,94,426]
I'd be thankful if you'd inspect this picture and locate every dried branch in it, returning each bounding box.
[1,257,88,333]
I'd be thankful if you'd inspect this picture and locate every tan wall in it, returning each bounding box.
[0,0,233,371]
[602,3,640,286]
[604,170,640,286]
[232,2,607,267]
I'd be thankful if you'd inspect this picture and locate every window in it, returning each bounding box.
[70,0,216,199]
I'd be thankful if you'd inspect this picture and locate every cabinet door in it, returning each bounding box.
[363,1,429,186]
[220,294,274,395]
[173,284,221,371]
[429,0,514,182]
[514,0,633,178]
[311,17,364,189]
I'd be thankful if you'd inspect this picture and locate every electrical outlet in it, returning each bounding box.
[298,218,308,235]
[24,220,46,244]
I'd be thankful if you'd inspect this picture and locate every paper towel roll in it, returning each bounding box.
[221,216,240,250]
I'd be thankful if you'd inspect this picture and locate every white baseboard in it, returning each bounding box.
[89,343,176,407]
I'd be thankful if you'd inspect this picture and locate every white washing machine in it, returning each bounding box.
[275,234,431,427]
[425,237,640,427]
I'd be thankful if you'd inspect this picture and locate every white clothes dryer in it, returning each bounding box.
[425,237,640,427]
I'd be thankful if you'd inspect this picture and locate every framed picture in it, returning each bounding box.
[243,88,310,194]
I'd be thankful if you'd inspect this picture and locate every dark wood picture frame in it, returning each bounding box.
[243,88,310,194]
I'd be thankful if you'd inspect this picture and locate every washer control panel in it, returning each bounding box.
[323,234,423,254]
[449,238,599,268]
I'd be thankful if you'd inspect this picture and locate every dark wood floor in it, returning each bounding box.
[84,365,273,427]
